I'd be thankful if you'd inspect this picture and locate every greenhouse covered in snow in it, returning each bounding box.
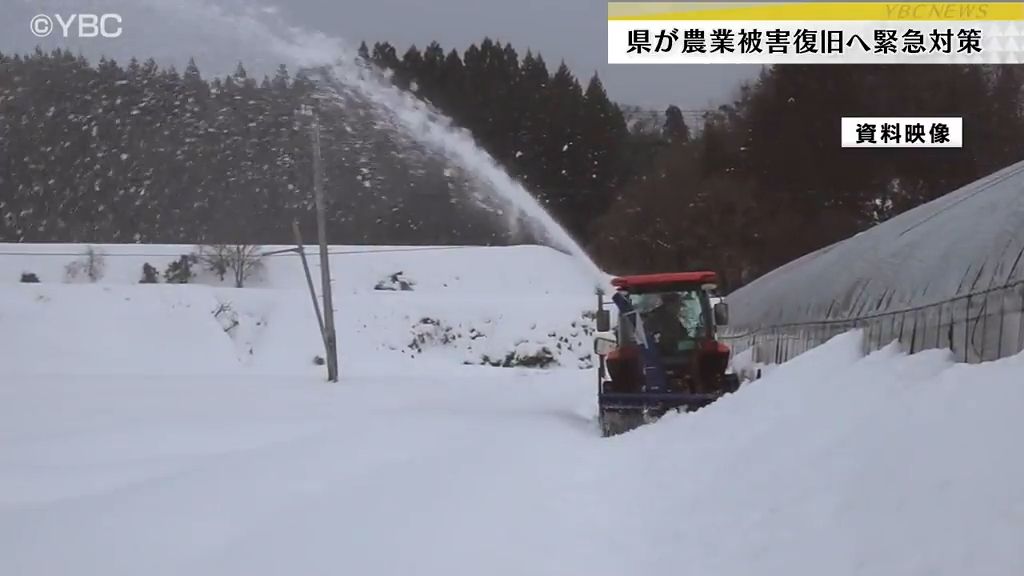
[722,160,1024,365]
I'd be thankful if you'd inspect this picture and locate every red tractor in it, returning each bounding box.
[593,271,740,436]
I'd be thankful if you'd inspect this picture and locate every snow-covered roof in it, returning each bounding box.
[726,159,1024,335]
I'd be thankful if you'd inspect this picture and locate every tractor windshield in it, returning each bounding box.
[623,289,708,352]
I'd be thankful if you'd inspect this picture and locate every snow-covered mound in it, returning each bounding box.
[0,243,601,374]
[2,331,1022,575]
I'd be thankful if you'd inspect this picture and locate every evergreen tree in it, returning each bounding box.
[513,51,551,185]
[397,45,423,90]
[539,62,588,235]
[371,42,400,71]
[580,73,628,234]
[663,105,690,143]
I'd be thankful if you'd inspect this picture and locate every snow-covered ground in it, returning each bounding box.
[2,244,1023,576]
[1,243,603,372]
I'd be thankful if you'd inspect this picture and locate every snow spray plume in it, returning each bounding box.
[302,62,606,284]
[51,0,607,287]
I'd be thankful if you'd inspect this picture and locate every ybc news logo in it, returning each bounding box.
[30,13,123,39]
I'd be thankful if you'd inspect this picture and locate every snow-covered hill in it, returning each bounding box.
[2,243,1023,576]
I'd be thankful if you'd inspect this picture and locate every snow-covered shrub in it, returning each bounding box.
[139,263,159,284]
[479,342,558,368]
[164,254,197,284]
[408,317,458,353]
[20,272,40,283]
[400,312,595,369]
[64,246,106,283]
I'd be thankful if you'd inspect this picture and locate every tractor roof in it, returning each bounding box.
[611,271,718,290]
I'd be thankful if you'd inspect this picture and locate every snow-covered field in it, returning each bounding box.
[1,243,603,373]
[2,243,1023,576]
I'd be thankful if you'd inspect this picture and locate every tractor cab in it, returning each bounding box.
[593,272,740,436]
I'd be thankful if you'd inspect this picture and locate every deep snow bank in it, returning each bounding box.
[602,331,1024,576]
[2,332,1023,576]
[0,283,329,376]
[0,284,598,374]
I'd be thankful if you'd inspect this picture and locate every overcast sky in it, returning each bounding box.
[3,0,762,110]
[274,0,762,110]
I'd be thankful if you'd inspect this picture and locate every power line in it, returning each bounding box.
[624,107,715,117]
[0,244,528,258]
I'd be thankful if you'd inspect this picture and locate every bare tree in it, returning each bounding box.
[199,244,265,288]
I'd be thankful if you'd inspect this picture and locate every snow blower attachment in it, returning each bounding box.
[593,272,740,437]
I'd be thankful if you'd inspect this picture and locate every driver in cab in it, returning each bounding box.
[645,292,690,354]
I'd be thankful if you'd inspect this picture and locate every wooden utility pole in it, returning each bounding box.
[292,220,327,352]
[309,107,339,382]
[596,289,606,384]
